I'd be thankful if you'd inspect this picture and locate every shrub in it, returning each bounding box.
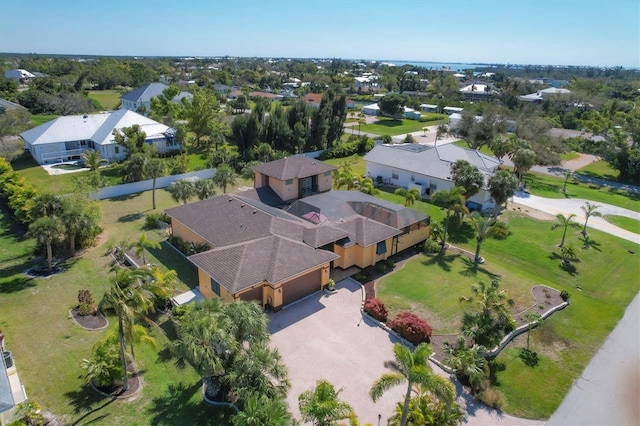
[81,333,123,388]
[375,258,395,274]
[144,212,171,229]
[364,298,388,322]
[390,312,433,345]
[476,387,505,409]
[353,272,369,283]
[403,134,416,143]
[168,235,210,256]
[382,135,393,144]
[423,239,441,254]
[560,290,570,301]
[77,289,97,316]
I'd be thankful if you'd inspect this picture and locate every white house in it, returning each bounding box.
[459,84,497,101]
[362,103,380,116]
[519,87,571,103]
[364,143,502,211]
[21,109,179,165]
[420,104,438,112]
[4,69,35,83]
[120,83,193,114]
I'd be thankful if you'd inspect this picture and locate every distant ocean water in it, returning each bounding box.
[379,60,489,70]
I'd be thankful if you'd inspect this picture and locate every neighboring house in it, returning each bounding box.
[0,99,27,113]
[519,87,571,103]
[443,106,464,115]
[362,103,380,116]
[403,107,421,120]
[165,156,430,310]
[120,82,193,114]
[420,104,438,113]
[21,109,179,165]
[213,83,239,94]
[459,84,498,101]
[364,143,502,211]
[303,93,356,109]
[4,69,35,83]
[0,344,28,425]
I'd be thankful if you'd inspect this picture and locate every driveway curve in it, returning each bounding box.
[269,278,543,425]
[512,191,640,244]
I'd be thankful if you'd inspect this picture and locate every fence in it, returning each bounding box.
[90,168,216,200]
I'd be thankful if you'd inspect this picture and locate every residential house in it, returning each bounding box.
[0,99,26,114]
[420,104,438,113]
[0,343,28,426]
[21,109,179,165]
[459,84,498,101]
[165,156,430,310]
[519,87,571,103]
[364,143,502,211]
[443,106,464,115]
[3,69,34,84]
[304,93,356,109]
[120,82,193,115]
[362,103,380,116]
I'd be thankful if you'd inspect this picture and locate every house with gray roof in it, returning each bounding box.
[519,87,571,103]
[364,143,502,211]
[120,83,193,115]
[21,109,179,165]
[165,157,430,310]
[0,99,27,113]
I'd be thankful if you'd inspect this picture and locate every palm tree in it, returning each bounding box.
[99,267,159,390]
[451,160,484,200]
[29,216,64,272]
[370,343,453,426]
[194,178,217,200]
[468,212,497,263]
[167,179,196,204]
[358,112,366,135]
[82,149,103,172]
[431,186,466,252]
[357,177,379,195]
[394,187,421,207]
[460,280,515,347]
[560,244,578,263]
[144,158,166,210]
[551,213,581,247]
[442,337,489,392]
[132,234,161,265]
[213,163,237,194]
[435,124,448,142]
[30,193,63,220]
[388,383,464,426]
[580,202,603,235]
[523,312,542,351]
[488,170,518,219]
[298,379,354,426]
[511,148,536,183]
[61,206,92,256]
[231,394,293,426]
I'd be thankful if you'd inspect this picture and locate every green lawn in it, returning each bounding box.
[324,154,367,177]
[87,90,124,110]
[360,116,447,136]
[31,114,59,126]
[376,212,640,419]
[0,188,246,424]
[604,215,640,233]
[577,159,620,181]
[560,151,579,161]
[453,140,495,156]
[523,172,640,213]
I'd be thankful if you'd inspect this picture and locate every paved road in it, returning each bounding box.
[546,292,640,426]
[512,191,640,244]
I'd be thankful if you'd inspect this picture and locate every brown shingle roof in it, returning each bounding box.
[334,216,400,247]
[189,236,338,293]
[251,157,336,180]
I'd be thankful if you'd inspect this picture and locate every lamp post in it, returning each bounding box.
[378,414,382,426]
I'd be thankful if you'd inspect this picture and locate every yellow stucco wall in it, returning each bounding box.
[172,220,208,246]
[198,268,234,301]
[394,226,430,253]
[317,171,332,193]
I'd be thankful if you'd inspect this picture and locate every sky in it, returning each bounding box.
[1,0,638,67]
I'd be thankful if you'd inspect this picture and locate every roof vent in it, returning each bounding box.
[253,210,257,214]
[240,204,245,208]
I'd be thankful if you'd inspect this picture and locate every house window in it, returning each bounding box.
[115,147,119,154]
[210,277,221,296]
[285,179,293,185]
[376,241,387,255]
[392,171,399,180]
[411,175,415,182]
[324,171,331,177]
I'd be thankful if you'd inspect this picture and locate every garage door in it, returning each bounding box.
[239,286,263,304]
[282,269,321,306]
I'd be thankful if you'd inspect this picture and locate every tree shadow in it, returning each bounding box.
[447,220,475,244]
[117,213,144,223]
[147,381,232,425]
[488,359,506,386]
[458,257,501,280]
[421,252,457,272]
[0,260,36,293]
[64,384,115,424]
[579,236,602,251]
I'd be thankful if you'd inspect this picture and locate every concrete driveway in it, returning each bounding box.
[269,278,543,425]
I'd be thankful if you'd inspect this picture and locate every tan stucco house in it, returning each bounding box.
[166,156,430,311]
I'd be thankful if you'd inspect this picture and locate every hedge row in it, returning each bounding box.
[0,157,37,224]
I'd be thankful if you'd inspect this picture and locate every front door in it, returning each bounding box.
[300,176,313,198]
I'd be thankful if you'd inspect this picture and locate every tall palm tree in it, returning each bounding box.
[144,158,166,210]
[213,163,237,194]
[99,267,159,390]
[551,213,581,247]
[394,187,421,207]
[431,186,466,252]
[460,280,515,347]
[194,178,217,200]
[468,212,497,263]
[524,312,542,351]
[231,394,293,426]
[61,206,92,256]
[370,343,453,426]
[451,160,484,200]
[29,216,64,272]
[167,179,196,204]
[388,383,463,426]
[30,193,63,220]
[132,233,161,265]
[580,202,602,235]
[82,149,103,172]
[298,379,354,426]
[488,170,518,219]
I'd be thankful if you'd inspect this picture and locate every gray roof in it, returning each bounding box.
[364,143,501,184]
[0,98,26,112]
[20,109,171,146]
[252,156,336,180]
[0,353,14,413]
[189,236,338,293]
[120,82,193,103]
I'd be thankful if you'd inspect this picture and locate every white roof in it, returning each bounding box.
[541,87,571,95]
[21,109,170,146]
[4,69,35,79]
[460,84,490,93]
[363,103,380,110]
[420,104,437,108]
[171,288,205,306]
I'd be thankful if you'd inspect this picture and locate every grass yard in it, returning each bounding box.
[0,188,244,424]
[559,151,579,161]
[453,140,495,156]
[376,211,640,419]
[523,171,640,213]
[577,159,620,181]
[604,215,640,233]
[87,90,124,110]
[30,114,59,126]
[324,154,367,177]
[360,116,447,136]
